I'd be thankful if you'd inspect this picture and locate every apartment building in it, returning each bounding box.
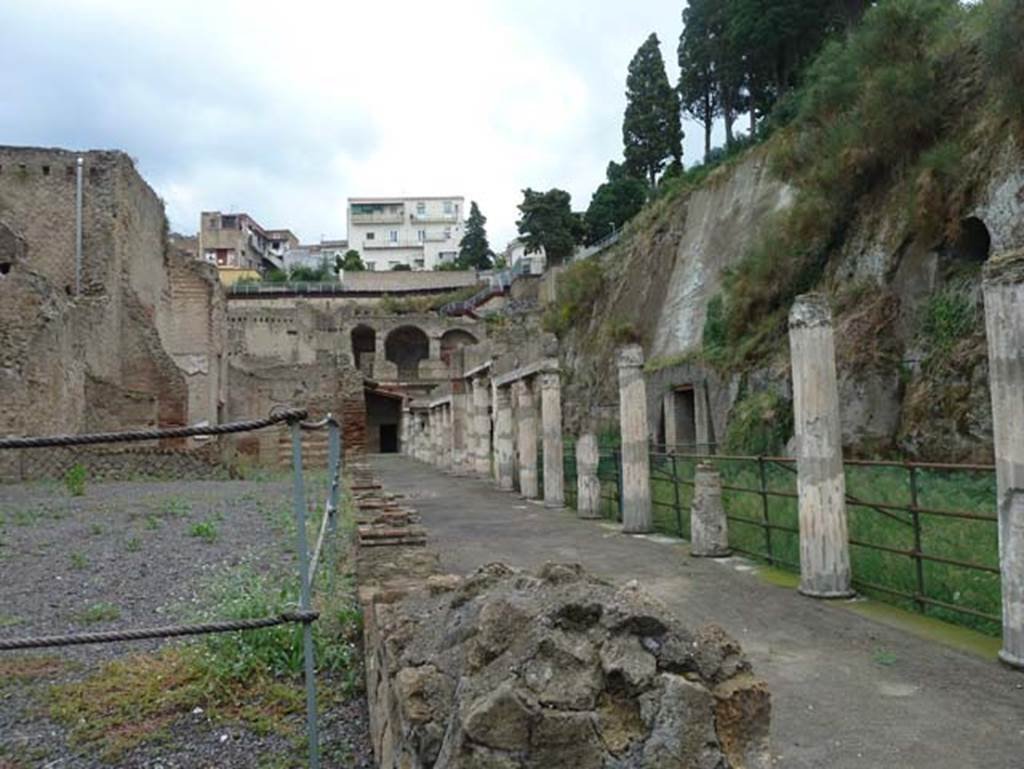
[198,211,287,273]
[346,196,464,271]
[282,239,350,272]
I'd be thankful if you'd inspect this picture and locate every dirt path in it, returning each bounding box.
[371,454,1024,769]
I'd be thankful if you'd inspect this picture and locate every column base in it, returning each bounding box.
[543,500,564,509]
[798,586,856,600]
[690,548,732,559]
[998,649,1024,671]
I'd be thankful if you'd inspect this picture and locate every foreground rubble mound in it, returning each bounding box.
[363,561,770,768]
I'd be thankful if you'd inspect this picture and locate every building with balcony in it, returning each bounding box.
[282,238,350,273]
[198,211,286,276]
[346,196,464,271]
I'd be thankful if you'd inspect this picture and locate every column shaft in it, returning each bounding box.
[540,372,564,507]
[983,249,1024,668]
[495,386,515,491]
[473,377,492,477]
[789,293,853,598]
[618,345,652,533]
[516,379,539,499]
[576,432,601,519]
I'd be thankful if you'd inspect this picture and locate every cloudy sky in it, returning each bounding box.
[0,0,711,248]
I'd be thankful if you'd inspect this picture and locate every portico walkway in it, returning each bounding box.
[370,454,1024,769]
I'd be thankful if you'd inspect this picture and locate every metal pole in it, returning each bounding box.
[289,421,320,769]
[758,457,774,565]
[325,418,341,593]
[75,157,83,296]
[672,453,682,538]
[909,464,925,614]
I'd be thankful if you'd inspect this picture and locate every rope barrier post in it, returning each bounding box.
[325,417,342,594]
[289,419,320,769]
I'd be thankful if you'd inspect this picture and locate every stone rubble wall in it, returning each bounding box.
[352,470,771,769]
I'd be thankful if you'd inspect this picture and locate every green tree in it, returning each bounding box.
[583,162,647,244]
[516,188,584,266]
[623,33,683,186]
[335,249,365,271]
[457,201,494,269]
[678,0,720,161]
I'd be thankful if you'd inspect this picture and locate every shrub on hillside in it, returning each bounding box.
[979,0,1024,122]
[542,260,605,337]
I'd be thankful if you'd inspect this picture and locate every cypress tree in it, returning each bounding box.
[623,33,683,187]
[457,201,493,270]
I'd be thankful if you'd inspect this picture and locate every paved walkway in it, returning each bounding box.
[370,455,1024,769]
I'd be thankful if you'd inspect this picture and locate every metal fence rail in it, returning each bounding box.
[564,443,1001,634]
[0,408,343,769]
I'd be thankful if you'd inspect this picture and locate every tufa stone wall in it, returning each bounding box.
[362,561,771,769]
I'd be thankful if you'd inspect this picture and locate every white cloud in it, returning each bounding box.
[0,0,712,247]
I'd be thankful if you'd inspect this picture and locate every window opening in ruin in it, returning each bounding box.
[385,326,429,380]
[669,386,697,450]
[42,165,50,176]
[351,325,376,376]
[0,261,10,276]
[952,217,991,263]
[440,329,478,365]
[366,390,402,453]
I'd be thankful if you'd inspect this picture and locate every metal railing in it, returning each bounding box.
[563,444,1000,634]
[0,408,344,769]
[228,281,346,296]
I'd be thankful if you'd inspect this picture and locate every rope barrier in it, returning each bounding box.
[0,408,308,450]
[0,611,319,651]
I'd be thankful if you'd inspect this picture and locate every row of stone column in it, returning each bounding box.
[491,372,564,507]
[403,368,565,508]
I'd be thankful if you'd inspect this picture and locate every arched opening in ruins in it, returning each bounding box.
[440,329,479,365]
[351,325,376,376]
[952,217,991,263]
[385,325,430,380]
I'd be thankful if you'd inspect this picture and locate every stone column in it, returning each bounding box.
[540,372,565,507]
[618,345,652,533]
[983,249,1024,669]
[495,386,515,491]
[576,432,601,519]
[451,386,469,474]
[429,336,442,362]
[401,405,411,455]
[473,376,492,478]
[789,294,853,598]
[690,463,730,557]
[443,404,454,471]
[516,379,539,499]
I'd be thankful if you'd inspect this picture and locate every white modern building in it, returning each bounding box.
[346,196,465,271]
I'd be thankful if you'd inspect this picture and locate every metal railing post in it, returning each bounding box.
[758,457,774,565]
[289,420,320,769]
[671,453,682,538]
[615,448,624,523]
[908,463,925,614]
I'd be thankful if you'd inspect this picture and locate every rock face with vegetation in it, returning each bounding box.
[551,0,1024,462]
[363,562,770,769]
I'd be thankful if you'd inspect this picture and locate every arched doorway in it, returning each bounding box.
[385,326,429,380]
[351,325,376,376]
[440,329,479,365]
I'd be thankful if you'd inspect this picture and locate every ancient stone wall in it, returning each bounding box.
[0,147,224,440]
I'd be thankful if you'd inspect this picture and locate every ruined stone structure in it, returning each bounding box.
[362,561,772,769]
[0,147,225,441]
[618,345,653,534]
[690,464,730,558]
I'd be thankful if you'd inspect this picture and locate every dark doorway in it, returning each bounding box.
[380,424,399,453]
[669,387,697,449]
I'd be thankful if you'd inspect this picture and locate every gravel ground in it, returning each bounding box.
[0,479,372,769]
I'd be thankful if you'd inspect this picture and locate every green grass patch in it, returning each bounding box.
[188,520,218,543]
[64,464,87,497]
[77,603,121,624]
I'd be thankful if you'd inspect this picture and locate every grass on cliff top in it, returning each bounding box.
[48,490,363,763]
